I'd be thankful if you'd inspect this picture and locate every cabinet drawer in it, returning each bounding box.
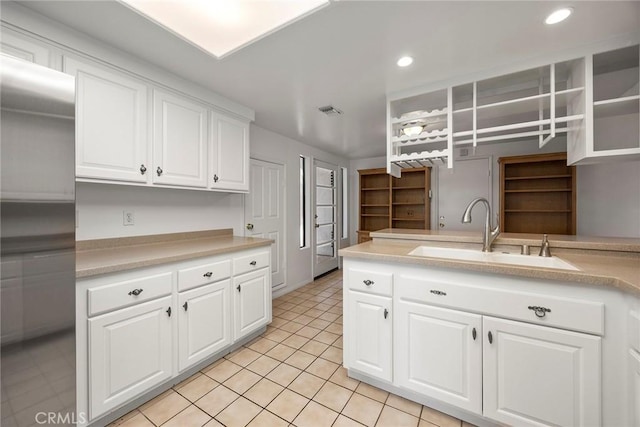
[178,259,231,292]
[233,250,269,276]
[88,272,172,316]
[348,268,392,297]
[631,310,640,354]
[397,274,604,335]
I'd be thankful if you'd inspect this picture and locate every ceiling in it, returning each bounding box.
[15,1,640,159]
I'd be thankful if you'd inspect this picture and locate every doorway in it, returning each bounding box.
[313,160,339,277]
[244,159,285,289]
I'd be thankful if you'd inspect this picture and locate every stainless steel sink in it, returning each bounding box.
[408,246,579,271]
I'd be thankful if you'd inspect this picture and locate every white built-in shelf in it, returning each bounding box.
[392,128,449,144]
[593,95,640,118]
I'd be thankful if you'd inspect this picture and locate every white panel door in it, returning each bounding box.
[395,302,482,414]
[244,159,285,289]
[483,316,601,427]
[64,56,149,183]
[346,290,392,382]
[88,296,173,419]
[210,112,249,192]
[178,280,231,372]
[233,268,270,341]
[153,89,208,188]
[437,157,491,230]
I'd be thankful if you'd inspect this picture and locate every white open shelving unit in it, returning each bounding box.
[387,41,640,177]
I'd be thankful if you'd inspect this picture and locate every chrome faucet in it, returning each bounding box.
[461,197,500,252]
[539,234,552,257]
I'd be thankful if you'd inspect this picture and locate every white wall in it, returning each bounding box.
[577,160,640,237]
[250,125,349,294]
[349,139,640,240]
[75,183,244,240]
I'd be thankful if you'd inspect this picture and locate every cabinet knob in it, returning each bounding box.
[156,166,163,176]
[363,280,374,286]
[183,302,188,311]
[166,307,172,317]
[128,288,143,296]
[472,327,477,341]
[250,260,257,266]
[237,284,241,292]
[246,223,254,230]
[528,305,551,318]
[213,174,219,183]
[203,272,213,278]
[384,308,389,319]
[140,164,147,175]
[488,331,493,344]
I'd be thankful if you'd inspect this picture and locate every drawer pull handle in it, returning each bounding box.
[203,272,213,278]
[363,280,374,286]
[430,289,446,296]
[384,308,389,319]
[472,328,477,341]
[140,164,147,175]
[250,261,257,266]
[156,166,163,176]
[237,285,241,292]
[528,306,551,318]
[128,288,143,296]
[183,302,188,311]
[488,331,493,344]
[166,307,172,317]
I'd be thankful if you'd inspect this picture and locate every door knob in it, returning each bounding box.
[315,224,320,228]
[246,223,254,230]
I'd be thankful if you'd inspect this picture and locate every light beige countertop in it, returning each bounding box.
[370,228,640,252]
[340,233,640,296]
[76,229,272,279]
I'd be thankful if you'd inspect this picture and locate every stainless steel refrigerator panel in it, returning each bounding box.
[1,54,77,427]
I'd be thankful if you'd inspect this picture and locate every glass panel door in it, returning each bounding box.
[314,161,339,276]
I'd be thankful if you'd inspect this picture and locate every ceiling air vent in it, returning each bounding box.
[318,105,343,116]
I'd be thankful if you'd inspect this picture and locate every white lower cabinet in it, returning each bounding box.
[630,350,640,426]
[483,316,601,427]
[88,296,173,419]
[394,301,482,414]
[346,291,392,382]
[233,268,270,341]
[344,260,610,427]
[78,247,272,425]
[178,280,231,371]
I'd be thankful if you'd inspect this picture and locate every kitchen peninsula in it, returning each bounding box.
[339,229,640,427]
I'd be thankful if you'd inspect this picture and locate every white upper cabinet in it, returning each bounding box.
[0,29,55,68]
[153,89,208,188]
[64,56,150,183]
[569,44,640,164]
[210,112,250,192]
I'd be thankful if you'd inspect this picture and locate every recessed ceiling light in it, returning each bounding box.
[397,56,414,67]
[545,8,573,25]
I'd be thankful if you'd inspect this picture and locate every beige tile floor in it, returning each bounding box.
[109,270,472,427]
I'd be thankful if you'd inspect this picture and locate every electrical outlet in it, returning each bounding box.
[123,210,135,226]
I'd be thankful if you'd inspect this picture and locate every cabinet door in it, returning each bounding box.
[64,56,149,183]
[153,90,208,188]
[89,296,173,419]
[178,280,231,371]
[1,29,54,67]
[210,112,249,192]
[395,301,482,414]
[346,290,392,382]
[483,316,601,427]
[233,268,270,341]
[631,350,640,427]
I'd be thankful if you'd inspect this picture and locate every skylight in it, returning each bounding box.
[119,0,330,59]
